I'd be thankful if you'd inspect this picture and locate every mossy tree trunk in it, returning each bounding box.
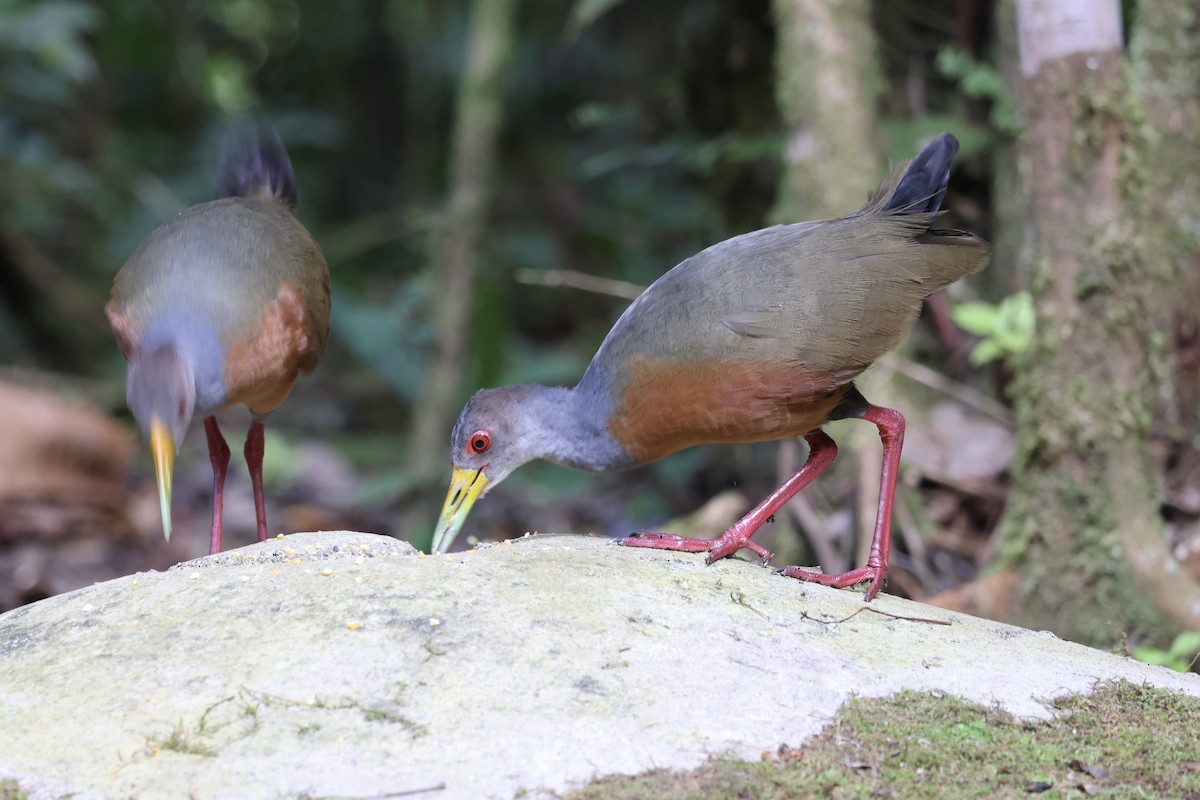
[987,0,1200,644]
[1128,0,1200,485]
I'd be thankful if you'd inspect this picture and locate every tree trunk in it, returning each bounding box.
[769,0,880,222]
[987,0,1028,301]
[1128,0,1200,483]
[405,0,517,499]
[973,0,1200,644]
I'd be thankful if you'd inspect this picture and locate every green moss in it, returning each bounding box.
[0,780,28,800]
[245,687,429,738]
[999,452,1169,646]
[550,682,1200,800]
[133,685,429,763]
[146,721,220,758]
[140,695,261,759]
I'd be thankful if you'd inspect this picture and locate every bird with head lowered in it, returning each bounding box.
[434,133,988,600]
[107,121,331,553]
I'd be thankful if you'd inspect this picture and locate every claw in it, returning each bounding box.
[778,563,887,601]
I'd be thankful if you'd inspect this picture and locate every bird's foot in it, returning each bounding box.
[706,526,772,564]
[778,563,887,601]
[619,530,773,564]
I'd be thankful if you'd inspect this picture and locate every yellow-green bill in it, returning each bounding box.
[431,466,489,553]
[149,415,175,541]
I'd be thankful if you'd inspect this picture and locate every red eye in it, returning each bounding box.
[468,430,491,455]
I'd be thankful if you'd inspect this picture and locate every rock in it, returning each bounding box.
[1,531,1197,799]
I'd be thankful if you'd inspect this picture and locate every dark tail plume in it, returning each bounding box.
[215,118,299,210]
[883,133,958,215]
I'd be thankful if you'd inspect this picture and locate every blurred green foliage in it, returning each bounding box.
[936,45,1022,136]
[952,292,1035,366]
[1132,631,1200,673]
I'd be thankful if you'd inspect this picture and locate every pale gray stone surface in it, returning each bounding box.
[2,530,1197,800]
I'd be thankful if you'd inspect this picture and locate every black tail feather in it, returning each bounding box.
[215,118,298,209]
[884,133,959,215]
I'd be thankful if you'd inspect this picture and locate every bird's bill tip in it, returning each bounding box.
[149,415,175,541]
[431,466,489,554]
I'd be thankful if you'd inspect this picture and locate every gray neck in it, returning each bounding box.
[137,314,229,415]
[516,384,634,472]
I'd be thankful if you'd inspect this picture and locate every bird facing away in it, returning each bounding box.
[434,133,989,599]
[107,122,331,553]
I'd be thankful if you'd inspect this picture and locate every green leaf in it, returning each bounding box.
[1131,647,1177,669]
[952,301,999,337]
[1167,631,1200,660]
[934,46,1022,136]
[968,339,1004,367]
[1003,291,1035,335]
[936,45,1004,101]
[935,47,973,80]
[992,292,1034,355]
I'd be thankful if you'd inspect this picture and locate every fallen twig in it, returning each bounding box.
[800,605,952,627]
[514,267,644,300]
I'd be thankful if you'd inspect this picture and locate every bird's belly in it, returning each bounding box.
[606,354,852,463]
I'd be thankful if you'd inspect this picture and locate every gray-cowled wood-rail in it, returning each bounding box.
[106,122,330,554]
[434,133,988,599]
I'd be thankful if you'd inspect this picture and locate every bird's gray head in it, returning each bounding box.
[450,384,547,484]
[126,344,196,541]
[433,384,566,553]
[127,344,196,447]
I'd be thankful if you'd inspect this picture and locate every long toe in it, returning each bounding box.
[707,529,772,564]
[778,564,887,601]
[619,532,715,554]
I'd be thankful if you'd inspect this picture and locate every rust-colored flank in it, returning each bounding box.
[222,281,321,416]
[607,353,852,463]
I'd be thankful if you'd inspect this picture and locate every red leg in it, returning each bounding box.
[780,405,904,601]
[204,416,231,555]
[620,431,839,564]
[245,419,269,542]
